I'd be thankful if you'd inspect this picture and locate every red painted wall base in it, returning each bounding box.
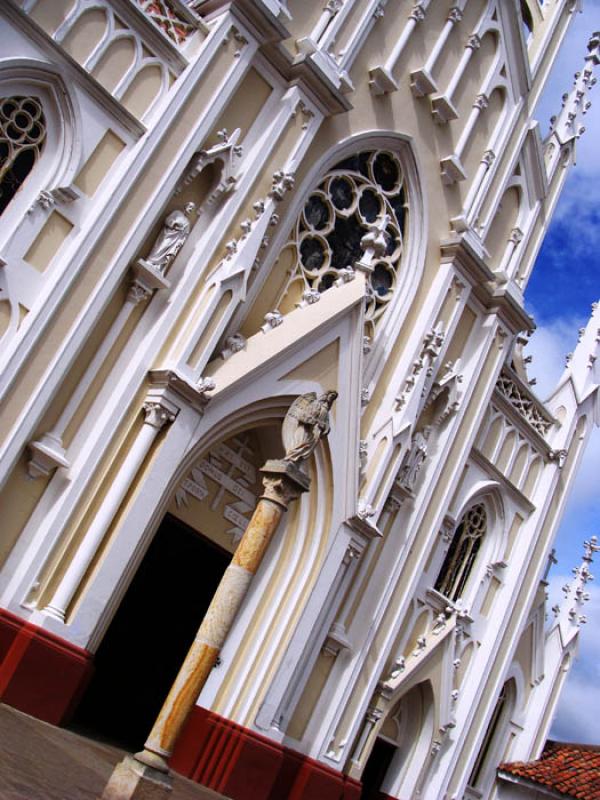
[0,608,93,725]
[171,706,363,800]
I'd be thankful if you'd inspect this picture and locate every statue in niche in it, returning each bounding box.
[397,426,430,490]
[139,202,196,274]
[282,390,338,464]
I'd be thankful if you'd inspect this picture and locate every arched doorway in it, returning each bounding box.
[69,514,230,749]
[70,428,279,749]
[360,682,434,800]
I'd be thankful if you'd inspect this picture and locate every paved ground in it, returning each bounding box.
[0,704,229,800]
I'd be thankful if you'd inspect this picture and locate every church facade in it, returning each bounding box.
[0,1,599,798]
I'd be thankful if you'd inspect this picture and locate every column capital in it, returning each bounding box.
[148,368,215,414]
[142,396,178,430]
[260,459,311,509]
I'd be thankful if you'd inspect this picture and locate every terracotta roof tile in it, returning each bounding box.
[499,741,600,800]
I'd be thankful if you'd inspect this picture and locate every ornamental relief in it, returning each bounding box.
[273,150,408,339]
[171,433,264,552]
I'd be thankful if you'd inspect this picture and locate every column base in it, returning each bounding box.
[100,756,172,800]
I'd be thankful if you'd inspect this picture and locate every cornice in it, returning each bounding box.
[440,235,534,334]
[262,41,353,116]
[196,0,290,42]
[195,0,350,114]
[148,369,215,413]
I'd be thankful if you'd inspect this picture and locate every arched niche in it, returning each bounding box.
[509,443,529,487]
[61,7,109,67]
[481,414,504,461]
[483,184,522,271]
[463,85,506,182]
[495,428,517,474]
[91,35,136,95]
[468,677,518,795]
[361,682,435,800]
[132,131,241,283]
[121,64,164,120]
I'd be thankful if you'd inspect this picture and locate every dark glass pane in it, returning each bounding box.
[373,152,399,191]
[385,228,397,256]
[334,151,370,177]
[371,263,393,297]
[390,193,406,231]
[359,152,370,177]
[435,522,464,596]
[305,195,330,230]
[300,237,326,270]
[14,112,30,130]
[0,149,35,215]
[330,177,353,210]
[359,189,380,222]
[335,155,360,172]
[327,215,364,269]
[318,273,336,291]
[22,100,39,117]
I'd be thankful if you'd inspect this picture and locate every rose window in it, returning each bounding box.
[276,150,408,338]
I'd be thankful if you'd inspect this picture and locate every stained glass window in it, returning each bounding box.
[276,149,408,338]
[0,96,46,216]
[435,503,487,601]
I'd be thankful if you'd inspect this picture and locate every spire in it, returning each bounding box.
[552,536,599,635]
[548,31,600,146]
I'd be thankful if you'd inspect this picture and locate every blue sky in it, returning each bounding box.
[524,1,600,744]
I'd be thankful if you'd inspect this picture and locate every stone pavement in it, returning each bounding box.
[0,704,230,800]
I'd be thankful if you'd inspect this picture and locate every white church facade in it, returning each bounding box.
[0,1,598,798]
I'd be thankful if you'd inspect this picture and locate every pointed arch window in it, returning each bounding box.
[468,679,516,794]
[276,149,408,338]
[0,96,47,216]
[435,503,487,602]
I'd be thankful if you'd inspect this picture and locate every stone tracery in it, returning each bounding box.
[0,95,46,215]
[275,149,408,337]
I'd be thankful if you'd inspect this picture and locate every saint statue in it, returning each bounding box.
[397,426,430,489]
[282,390,338,464]
[140,202,196,274]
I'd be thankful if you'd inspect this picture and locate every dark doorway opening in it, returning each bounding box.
[69,514,230,750]
[360,737,397,800]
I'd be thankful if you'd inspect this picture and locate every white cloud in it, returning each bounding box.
[525,312,583,399]
[547,576,600,743]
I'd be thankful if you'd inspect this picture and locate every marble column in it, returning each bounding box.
[137,459,309,773]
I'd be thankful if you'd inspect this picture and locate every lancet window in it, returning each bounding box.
[435,503,487,602]
[0,96,46,215]
[468,680,515,793]
[277,150,408,338]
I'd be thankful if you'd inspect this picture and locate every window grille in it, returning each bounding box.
[435,503,487,601]
[0,96,46,216]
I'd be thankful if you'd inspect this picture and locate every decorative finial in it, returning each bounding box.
[547,31,600,147]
